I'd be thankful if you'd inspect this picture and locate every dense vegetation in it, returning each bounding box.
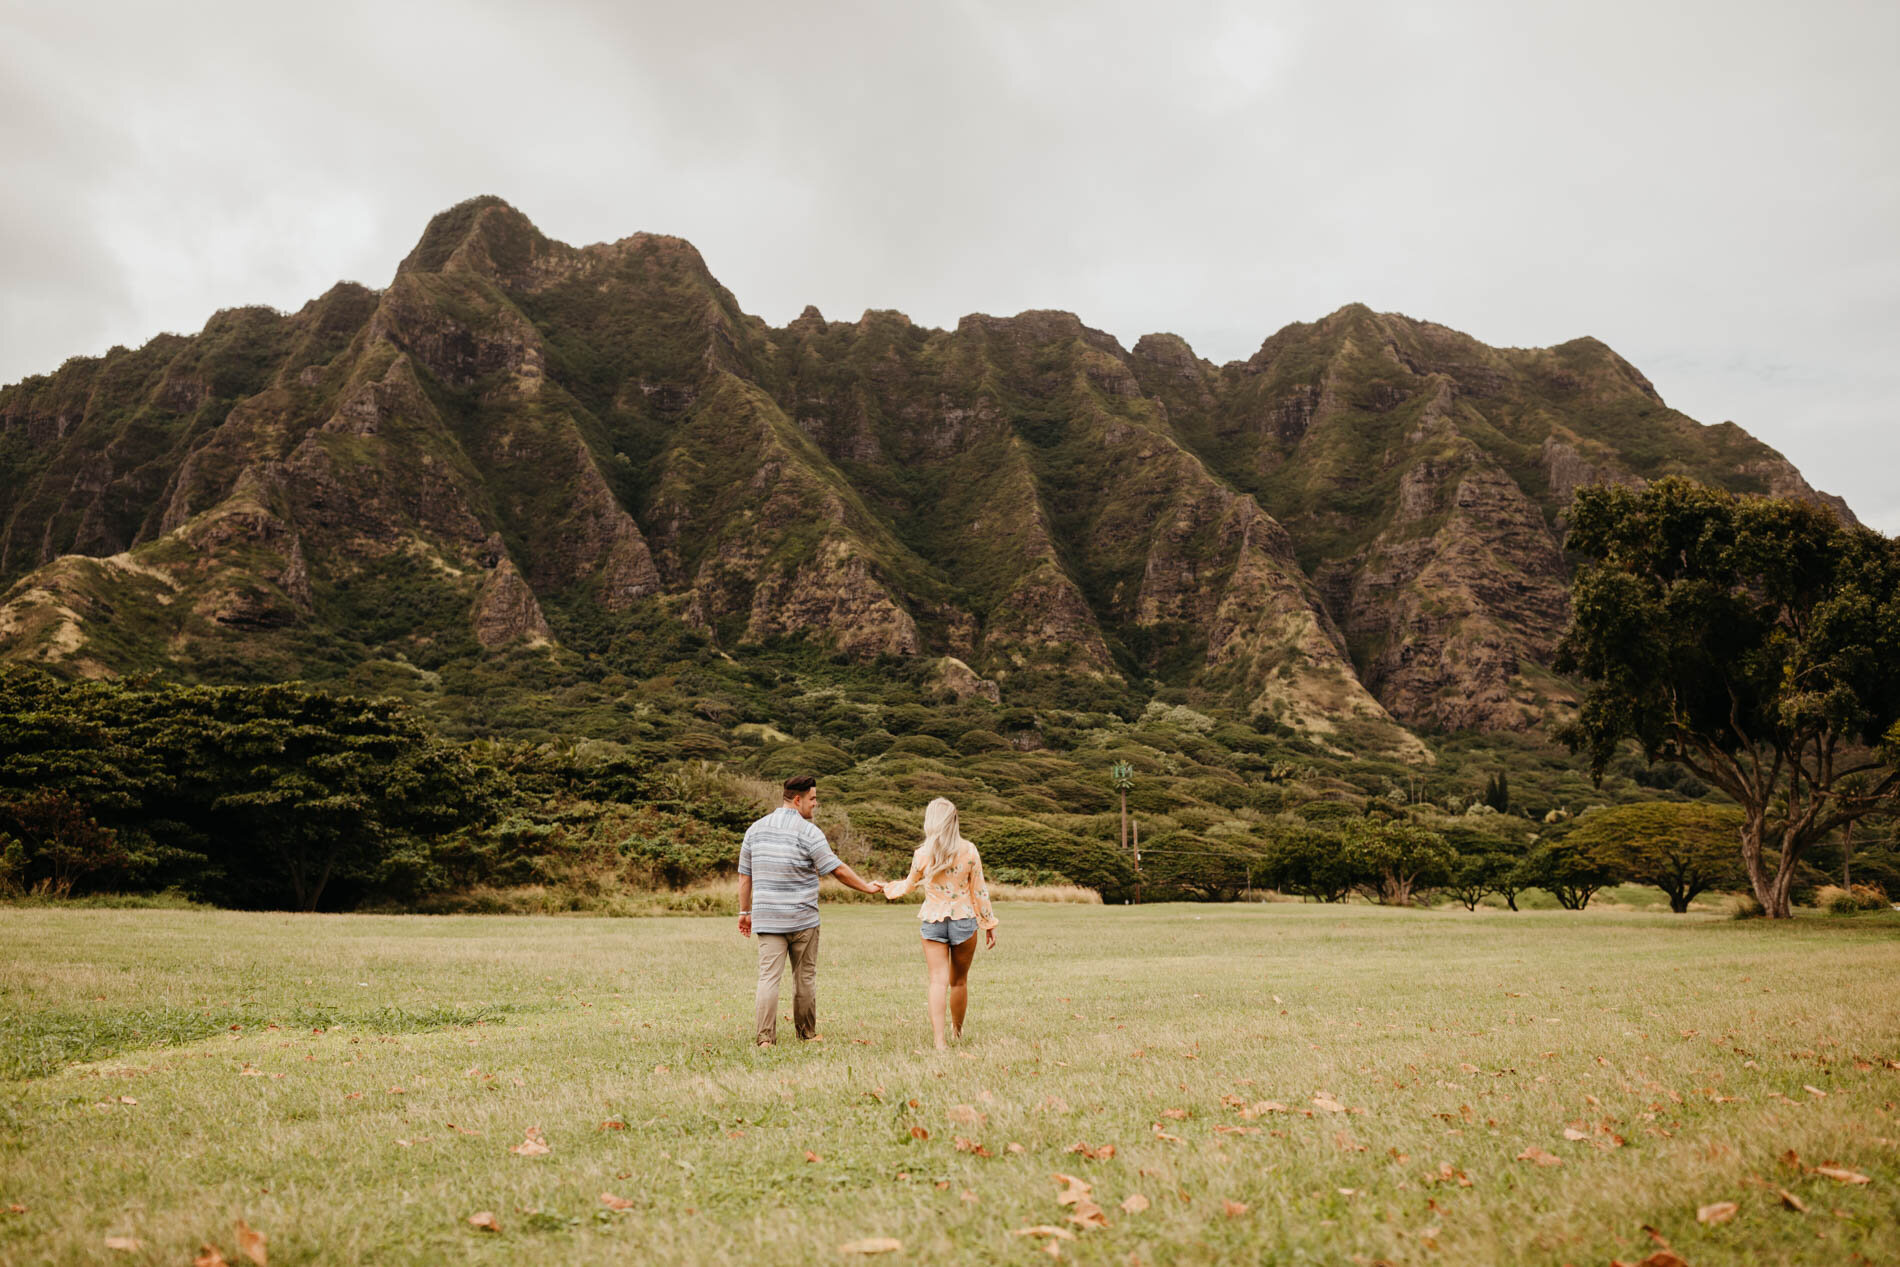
[4,653,1892,913]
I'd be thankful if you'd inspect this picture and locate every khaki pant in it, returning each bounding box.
[754,926,820,1044]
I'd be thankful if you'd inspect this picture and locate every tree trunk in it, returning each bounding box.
[1668,890,1690,914]
[1738,812,1789,918]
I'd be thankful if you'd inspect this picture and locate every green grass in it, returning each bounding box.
[1,906,1896,1264]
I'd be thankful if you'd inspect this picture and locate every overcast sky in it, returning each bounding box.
[4,0,1894,531]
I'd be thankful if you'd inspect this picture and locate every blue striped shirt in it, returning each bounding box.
[738,807,841,934]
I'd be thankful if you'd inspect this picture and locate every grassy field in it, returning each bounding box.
[1,904,1896,1265]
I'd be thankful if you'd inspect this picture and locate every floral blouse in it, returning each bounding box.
[884,839,998,930]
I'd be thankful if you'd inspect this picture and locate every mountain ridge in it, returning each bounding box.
[0,196,1858,748]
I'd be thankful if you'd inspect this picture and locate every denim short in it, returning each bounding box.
[920,917,979,946]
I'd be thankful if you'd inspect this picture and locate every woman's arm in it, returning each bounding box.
[881,846,928,900]
[971,849,998,932]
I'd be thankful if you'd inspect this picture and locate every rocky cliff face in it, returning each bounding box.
[0,197,1859,746]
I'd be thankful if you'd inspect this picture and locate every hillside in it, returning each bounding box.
[0,196,1856,748]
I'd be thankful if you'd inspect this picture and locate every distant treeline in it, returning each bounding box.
[3,666,1892,914]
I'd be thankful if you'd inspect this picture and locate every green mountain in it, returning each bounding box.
[0,197,1854,747]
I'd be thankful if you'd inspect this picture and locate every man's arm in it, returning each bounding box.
[737,873,752,937]
[828,862,882,895]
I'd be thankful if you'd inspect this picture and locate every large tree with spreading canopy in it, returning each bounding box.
[1555,478,1900,917]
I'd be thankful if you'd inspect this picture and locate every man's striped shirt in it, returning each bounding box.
[738,807,841,934]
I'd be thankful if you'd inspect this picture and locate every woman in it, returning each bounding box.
[882,797,998,1049]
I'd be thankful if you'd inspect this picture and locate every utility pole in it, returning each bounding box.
[1131,818,1141,904]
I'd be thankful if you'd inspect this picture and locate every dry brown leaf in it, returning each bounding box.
[1779,1148,1802,1168]
[1041,1245,1062,1261]
[235,1219,266,1266]
[1121,1193,1150,1214]
[105,1237,143,1252]
[1803,1084,1827,1098]
[1213,1124,1259,1136]
[1777,1188,1808,1213]
[1067,1141,1115,1160]
[960,1189,979,1205]
[1151,1125,1183,1143]
[600,1192,635,1211]
[1813,1165,1871,1185]
[1160,1108,1188,1120]
[1053,1173,1093,1205]
[1634,1253,1689,1267]
[510,1127,550,1156]
[1424,1162,1472,1187]
[953,1136,992,1156]
[1068,1200,1110,1230]
[1641,1224,1671,1248]
[805,1150,824,1163]
[1012,1225,1078,1240]
[1696,1201,1739,1225]
[1562,1127,1591,1142]
[1333,1131,1367,1153]
[1516,1146,1563,1167]
[947,1104,987,1126]
[194,1246,229,1267]
[1312,1094,1346,1113]
[1006,1142,1026,1154]
[1221,1199,1249,1218]
[909,1126,929,1140]
[598,1119,626,1131]
[467,1211,501,1233]
[838,1237,902,1255]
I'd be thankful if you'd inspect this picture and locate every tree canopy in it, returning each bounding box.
[1565,801,1744,912]
[1556,478,1900,916]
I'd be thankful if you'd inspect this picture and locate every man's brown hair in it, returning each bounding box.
[783,775,817,797]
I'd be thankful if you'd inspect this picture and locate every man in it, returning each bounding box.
[737,775,882,1047]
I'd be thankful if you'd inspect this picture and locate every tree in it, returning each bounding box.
[1344,819,1455,906]
[1565,802,1745,913]
[1482,772,1511,814]
[1259,822,1359,903]
[1556,478,1900,917]
[1520,836,1619,910]
[1108,760,1139,902]
[1444,849,1515,911]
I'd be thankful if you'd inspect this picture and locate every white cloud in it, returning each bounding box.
[1,0,1892,531]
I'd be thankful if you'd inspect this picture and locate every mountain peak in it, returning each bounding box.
[396,196,546,279]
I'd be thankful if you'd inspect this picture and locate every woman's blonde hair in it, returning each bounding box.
[921,797,964,877]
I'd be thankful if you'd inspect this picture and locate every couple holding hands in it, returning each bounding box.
[737,775,998,1051]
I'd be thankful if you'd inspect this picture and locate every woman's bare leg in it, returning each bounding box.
[922,940,952,1050]
[948,936,977,1039]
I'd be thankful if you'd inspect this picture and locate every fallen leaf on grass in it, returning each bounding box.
[1151,1125,1183,1143]
[1121,1192,1150,1214]
[909,1126,929,1140]
[1333,1131,1367,1153]
[446,1122,481,1136]
[1068,1200,1110,1230]
[1007,1142,1026,1154]
[1803,1084,1826,1098]
[1012,1226,1076,1240]
[1777,1188,1808,1213]
[1312,1094,1346,1113]
[235,1219,266,1266]
[194,1246,229,1267]
[1424,1163,1472,1187]
[510,1127,550,1156]
[838,1237,902,1255]
[599,1119,626,1131]
[1213,1125,1259,1136]
[1221,1200,1249,1218]
[1812,1166,1871,1185]
[1067,1141,1115,1160]
[960,1189,979,1205]
[1516,1147,1563,1167]
[947,1104,987,1126]
[1697,1201,1738,1225]
[1562,1127,1591,1142]
[467,1212,501,1233]
[105,1237,143,1252]
[600,1193,635,1211]
[1611,1254,1689,1267]
[954,1137,992,1156]
[1053,1173,1093,1206]
[1780,1149,1802,1168]
[1160,1108,1188,1120]
[805,1150,824,1163]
